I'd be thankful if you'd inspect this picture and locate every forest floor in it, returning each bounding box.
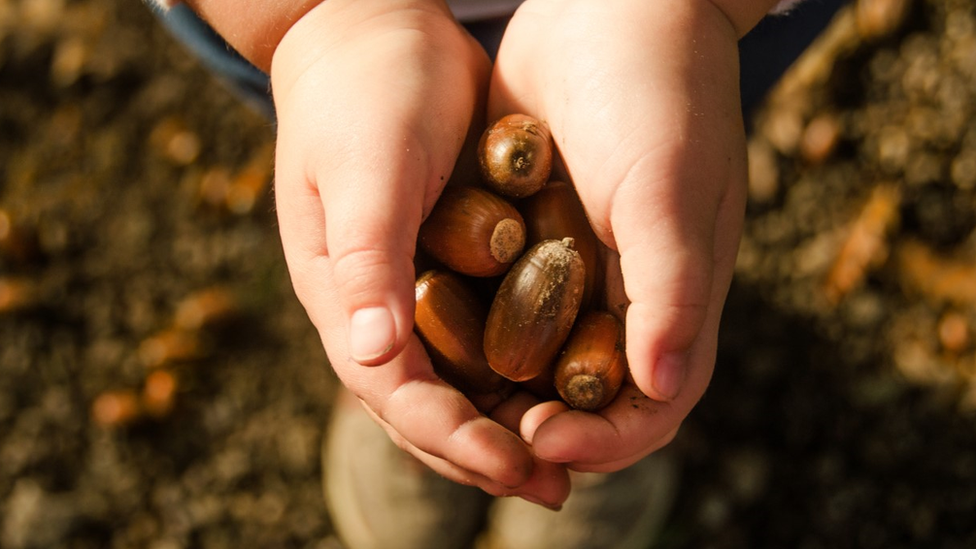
[1,0,974,547]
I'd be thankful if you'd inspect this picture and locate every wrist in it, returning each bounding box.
[182,0,327,71]
[270,0,468,106]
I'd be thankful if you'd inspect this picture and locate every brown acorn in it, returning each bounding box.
[138,328,205,369]
[173,286,238,331]
[478,114,553,198]
[554,311,626,411]
[0,209,39,264]
[418,185,526,277]
[91,390,142,428]
[414,270,510,395]
[485,238,586,381]
[142,369,178,418]
[0,277,39,314]
[520,181,603,309]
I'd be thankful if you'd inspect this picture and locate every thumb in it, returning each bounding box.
[321,138,441,366]
[611,180,717,402]
[269,5,490,367]
[607,131,747,402]
[275,120,457,367]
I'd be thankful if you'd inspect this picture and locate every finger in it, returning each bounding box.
[612,116,748,402]
[567,426,680,473]
[519,400,570,446]
[274,124,425,366]
[488,391,572,508]
[361,401,523,493]
[526,383,685,468]
[342,333,537,489]
[369,390,571,508]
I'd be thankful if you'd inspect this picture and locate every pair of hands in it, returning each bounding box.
[271,0,749,508]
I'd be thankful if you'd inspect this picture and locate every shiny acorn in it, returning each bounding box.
[553,311,626,411]
[478,114,553,198]
[519,180,603,310]
[418,185,526,277]
[414,270,510,395]
[484,238,586,381]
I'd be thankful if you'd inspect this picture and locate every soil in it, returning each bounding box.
[1,0,974,548]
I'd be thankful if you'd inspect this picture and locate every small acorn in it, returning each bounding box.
[138,328,205,369]
[520,181,603,309]
[554,311,626,411]
[415,270,510,395]
[0,209,39,264]
[91,389,142,428]
[142,369,178,418]
[174,286,238,331]
[0,277,39,314]
[478,114,553,198]
[485,238,586,382]
[418,185,526,277]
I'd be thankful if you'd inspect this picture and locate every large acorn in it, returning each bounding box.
[478,114,553,199]
[418,185,526,277]
[484,238,586,381]
[519,181,603,310]
[414,270,510,395]
[553,311,626,411]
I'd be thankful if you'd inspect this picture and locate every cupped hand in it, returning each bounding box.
[489,0,749,472]
[270,0,569,506]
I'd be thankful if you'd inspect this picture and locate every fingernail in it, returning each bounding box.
[349,307,396,364]
[519,494,563,512]
[653,351,686,401]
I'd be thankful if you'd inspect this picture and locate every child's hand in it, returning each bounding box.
[271,0,569,507]
[488,0,751,472]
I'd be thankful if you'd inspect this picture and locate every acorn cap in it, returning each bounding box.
[418,185,526,277]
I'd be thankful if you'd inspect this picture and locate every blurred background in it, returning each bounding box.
[0,0,974,547]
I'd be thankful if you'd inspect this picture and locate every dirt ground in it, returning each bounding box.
[1,0,975,547]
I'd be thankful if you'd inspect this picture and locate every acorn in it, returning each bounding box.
[0,277,39,314]
[0,209,40,264]
[173,286,238,331]
[142,369,178,418]
[91,389,142,428]
[485,238,586,381]
[418,185,526,277]
[138,328,205,369]
[414,270,510,395]
[553,311,626,411]
[478,114,553,198]
[520,181,603,309]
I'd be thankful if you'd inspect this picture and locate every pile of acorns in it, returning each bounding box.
[414,114,626,412]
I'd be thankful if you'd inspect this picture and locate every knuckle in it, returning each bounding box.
[330,246,409,302]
